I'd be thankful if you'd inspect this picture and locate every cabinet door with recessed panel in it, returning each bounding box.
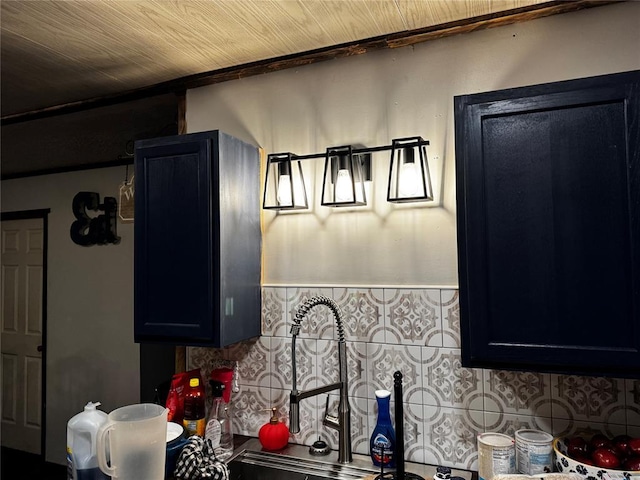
[455,70,640,378]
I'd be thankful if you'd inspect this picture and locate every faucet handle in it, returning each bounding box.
[322,395,340,430]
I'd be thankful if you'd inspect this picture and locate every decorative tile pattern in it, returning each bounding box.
[334,288,385,343]
[316,339,368,399]
[484,412,552,435]
[185,286,635,473]
[295,338,322,390]
[232,384,272,436]
[261,287,287,337]
[225,337,271,389]
[366,344,423,404]
[551,375,625,421]
[603,404,628,426]
[404,402,426,464]
[441,290,460,348]
[287,287,334,340]
[269,336,293,390]
[280,337,318,391]
[423,406,483,470]
[316,339,340,387]
[484,370,551,417]
[351,396,371,456]
[346,341,369,399]
[551,418,626,439]
[186,345,226,380]
[384,289,442,346]
[422,347,483,410]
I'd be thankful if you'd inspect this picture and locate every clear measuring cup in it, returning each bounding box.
[96,403,168,479]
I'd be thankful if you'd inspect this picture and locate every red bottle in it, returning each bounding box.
[183,376,206,436]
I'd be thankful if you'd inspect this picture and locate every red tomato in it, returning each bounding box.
[592,447,621,469]
[612,435,631,457]
[590,434,612,452]
[623,456,640,471]
[568,437,589,458]
[628,438,640,457]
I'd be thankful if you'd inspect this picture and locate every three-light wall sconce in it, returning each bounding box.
[263,136,433,210]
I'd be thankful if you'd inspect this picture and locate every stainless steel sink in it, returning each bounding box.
[228,451,376,480]
[227,438,474,480]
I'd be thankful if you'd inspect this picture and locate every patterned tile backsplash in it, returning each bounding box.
[187,286,640,471]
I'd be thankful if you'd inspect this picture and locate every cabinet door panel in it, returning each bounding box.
[135,138,214,341]
[455,70,640,377]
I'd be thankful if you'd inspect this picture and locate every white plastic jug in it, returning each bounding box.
[67,401,110,480]
[96,403,168,480]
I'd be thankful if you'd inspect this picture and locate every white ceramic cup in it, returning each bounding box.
[97,403,168,480]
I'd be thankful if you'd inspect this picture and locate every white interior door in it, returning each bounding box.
[1,217,44,454]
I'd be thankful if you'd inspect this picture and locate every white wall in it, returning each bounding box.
[187,2,640,287]
[1,167,139,464]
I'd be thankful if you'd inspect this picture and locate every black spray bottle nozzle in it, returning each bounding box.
[209,379,225,398]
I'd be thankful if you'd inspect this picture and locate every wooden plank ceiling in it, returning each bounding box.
[1,0,565,118]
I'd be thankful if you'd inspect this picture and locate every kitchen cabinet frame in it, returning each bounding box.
[134,130,261,347]
[455,70,640,378]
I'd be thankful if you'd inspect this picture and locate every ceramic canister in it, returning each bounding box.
[478,433,516,480]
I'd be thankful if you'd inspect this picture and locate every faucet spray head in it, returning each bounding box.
[289,393,300,434]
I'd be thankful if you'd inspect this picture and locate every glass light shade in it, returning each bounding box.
[263,153,308,210]
[321,146,367,207]
[387,137,433,203]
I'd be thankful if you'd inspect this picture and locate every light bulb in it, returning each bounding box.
[398,162,420,197]
[276,174,293,206]
[334,169,353,202]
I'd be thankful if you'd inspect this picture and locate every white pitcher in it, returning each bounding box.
[97,403,168,479]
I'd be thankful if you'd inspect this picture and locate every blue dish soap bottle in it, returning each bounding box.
[370,389,396,468]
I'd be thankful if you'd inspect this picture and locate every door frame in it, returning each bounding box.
[1,208,50,459]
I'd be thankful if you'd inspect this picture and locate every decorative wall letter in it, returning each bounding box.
[70,191,121,246]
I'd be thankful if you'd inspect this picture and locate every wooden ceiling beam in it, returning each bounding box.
[1,0,621,126]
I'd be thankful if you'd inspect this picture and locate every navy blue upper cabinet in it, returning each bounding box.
[455,71,640,378]
[134,130,261,347]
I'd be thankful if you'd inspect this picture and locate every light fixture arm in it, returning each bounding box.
[286,138,430,162]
